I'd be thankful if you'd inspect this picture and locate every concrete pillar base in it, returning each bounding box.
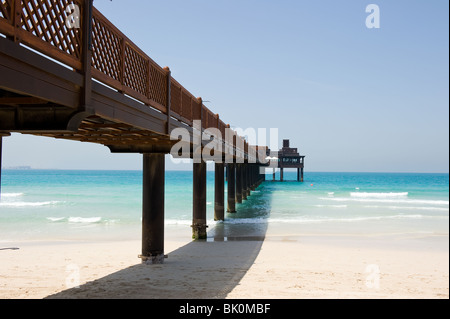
[140,254,166,265]
[191,224,208,240]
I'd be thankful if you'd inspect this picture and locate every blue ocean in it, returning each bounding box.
[0,170,448,242]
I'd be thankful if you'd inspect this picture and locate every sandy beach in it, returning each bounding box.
[0,223,448,299]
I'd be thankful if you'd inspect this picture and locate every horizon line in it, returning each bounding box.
[2,168,449,174]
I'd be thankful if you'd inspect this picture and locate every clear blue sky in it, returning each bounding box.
[2,0,449,172]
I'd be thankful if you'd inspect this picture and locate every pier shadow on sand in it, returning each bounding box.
[47,184,273,299]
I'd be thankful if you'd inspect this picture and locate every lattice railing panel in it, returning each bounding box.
[181,90,192,121]
[124,43,148,97]
[219,120,226,138]
[21,0,82,60]
[170,81,181,115]
[91,14,122,82]
[0,0,13,22]
[206,109,217,129]
[192,99,201,121]
[149,62,167,107]
[201,105,208,129]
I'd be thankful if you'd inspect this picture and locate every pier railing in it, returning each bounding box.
[0,0,255,159]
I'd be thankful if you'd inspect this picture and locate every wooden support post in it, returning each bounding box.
[236,164,243,203]
[214,163,225,221]
[227,164,236,213]
[301,157,305,182]
[280,168,284,182]
[164,67,172,135]
[141,153,165,265]
[297,168,300,182]
[273,168,276,181]
[192,161,207,239]
[12,0,22,43]
[81,0,93,112]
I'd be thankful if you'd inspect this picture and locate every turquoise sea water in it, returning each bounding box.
[0,170,448,242]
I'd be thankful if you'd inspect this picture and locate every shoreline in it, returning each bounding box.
[1,223,448,299]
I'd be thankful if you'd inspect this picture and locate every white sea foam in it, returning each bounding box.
[104,219,120,224]
[319,197,449,206]
[0,201,61,207]
[47,217,122,224]
[364,205,449,212]
[68,217,102,224]
[47,217,66,222]
[1,193,24,198]
[336,214,425,222]
[268,214,427,224]
[350,192,409,198]
[314,205,348,208]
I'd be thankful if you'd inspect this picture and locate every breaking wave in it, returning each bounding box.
[1,193,24,198]
[0,201,61,207]
[319,197,449,206]
[68,217,102,224]
[350,192,409,198]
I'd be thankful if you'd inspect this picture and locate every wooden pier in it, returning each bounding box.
[0,0,268,264]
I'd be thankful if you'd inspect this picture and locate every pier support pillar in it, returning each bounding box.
[280,168,284,182]
[236,164,243,203]
[273,168,276,181]
[297,168,300,182]
[249,166,253,190]
[251,166,256,191]
[245,165,251,197]
[141,153,165,264]
[242,165,248,201]
[301,167,304,182]
[227,164,236,213]
[214,163,225,221]
[192,161,207,240]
